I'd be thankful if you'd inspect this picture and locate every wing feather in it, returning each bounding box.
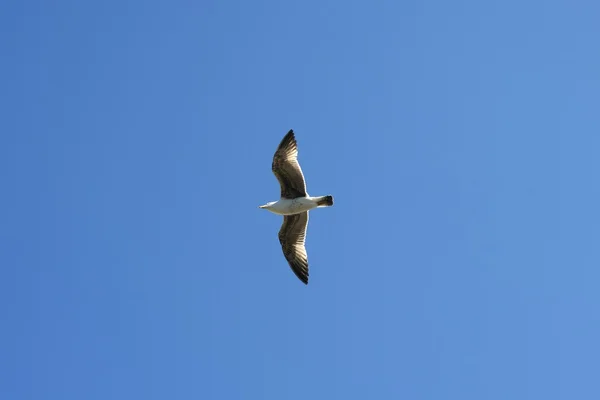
[272,130,307,199]
[278,211,310,284]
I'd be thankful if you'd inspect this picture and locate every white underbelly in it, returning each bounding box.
[271,197,316,215]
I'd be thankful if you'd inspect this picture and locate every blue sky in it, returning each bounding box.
[2,0,599,399]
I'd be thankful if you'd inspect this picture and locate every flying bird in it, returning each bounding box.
[259,129,334,284]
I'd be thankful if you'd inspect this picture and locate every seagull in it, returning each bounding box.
[259,129,334,285]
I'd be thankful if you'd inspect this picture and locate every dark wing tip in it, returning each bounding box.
[284,253,309,285]
[277,129,296,151]
[281,245,309,285]
[292,266,309,285]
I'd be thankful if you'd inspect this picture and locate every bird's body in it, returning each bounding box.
[260,195,333,215]
[259,129,334,284]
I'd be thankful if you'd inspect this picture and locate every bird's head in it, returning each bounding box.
[258,201,275,209]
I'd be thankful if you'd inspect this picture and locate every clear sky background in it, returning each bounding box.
[2,1,599,399]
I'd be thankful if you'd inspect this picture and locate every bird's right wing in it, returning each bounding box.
[278,211,309,284]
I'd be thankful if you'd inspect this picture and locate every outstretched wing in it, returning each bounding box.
[272,130,307,199]
[278,211,310,284]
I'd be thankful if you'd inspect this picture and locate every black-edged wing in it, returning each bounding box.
[272,130,307,199]
[278,211,310,284]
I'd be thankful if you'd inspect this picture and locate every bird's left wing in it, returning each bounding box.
[272,130,307,199]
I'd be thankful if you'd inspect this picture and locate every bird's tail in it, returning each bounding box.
[315,195,334,207]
